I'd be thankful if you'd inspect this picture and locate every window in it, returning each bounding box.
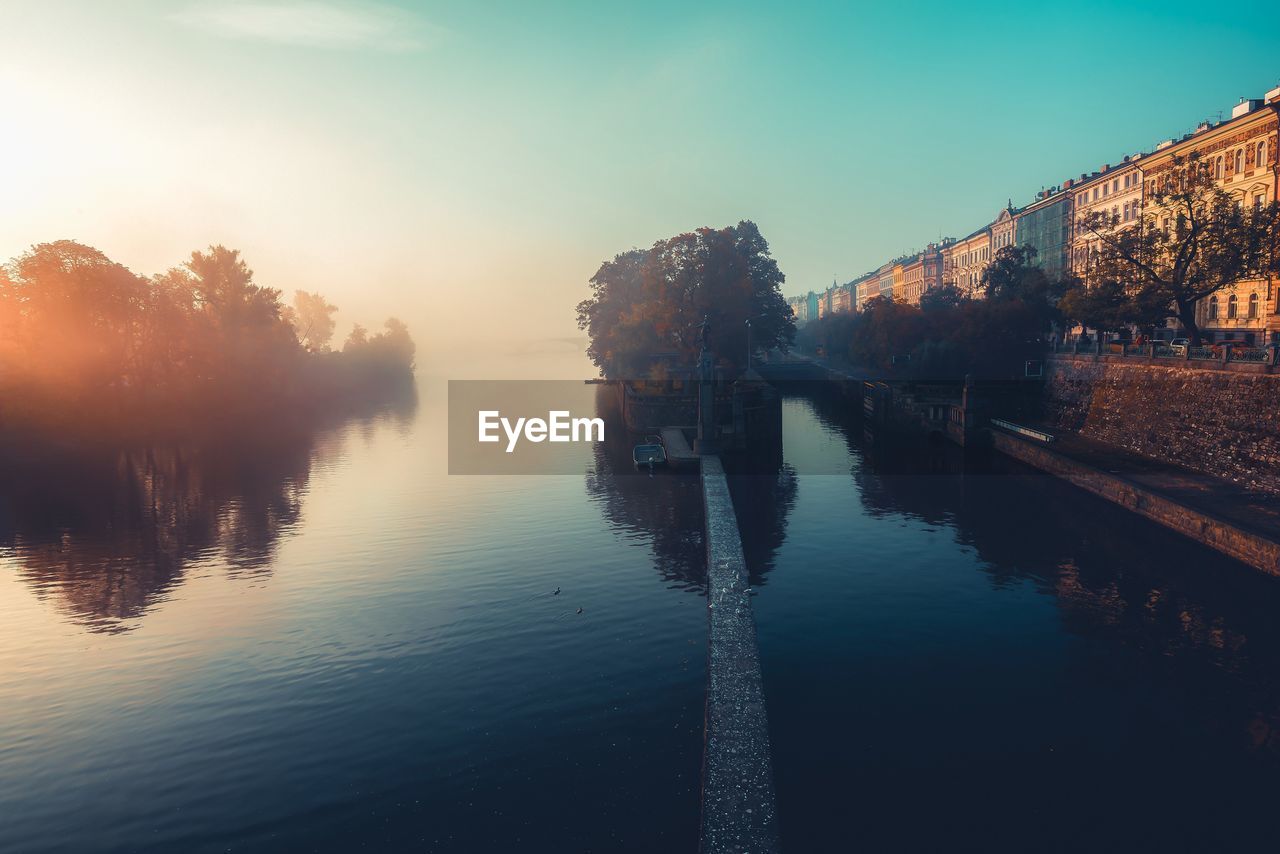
[1209,296,1219,319]
[1215,156,1223,179]
[1113,179,1120,193]
[1259,140,1268,168]
[1103,183,1109,197]
[1235,149,1244,173]
[1227,294,1238,319]
[1257,193,1267,211]
[1248,293,1259,319]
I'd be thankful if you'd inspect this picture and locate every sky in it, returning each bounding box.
[1,0,1277,371]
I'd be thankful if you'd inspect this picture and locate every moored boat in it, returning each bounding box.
[632,435,667,469]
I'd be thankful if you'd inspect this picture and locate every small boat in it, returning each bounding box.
[632,435,667,470]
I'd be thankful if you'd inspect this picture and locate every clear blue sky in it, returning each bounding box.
[1,0,1277,353]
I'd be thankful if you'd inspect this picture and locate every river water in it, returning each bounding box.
[2,356,1279,852]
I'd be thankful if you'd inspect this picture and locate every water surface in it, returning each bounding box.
[4,371,1280,853]
[748,392,1280,852]
[0,373,706,853]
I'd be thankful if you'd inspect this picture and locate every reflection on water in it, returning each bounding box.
[0,374,707,854]
[584,384,799,592]
[584,386,705,591]
[755,388,1280,851]
[5,370,1280,852]
[0,392,417,632]
[727,464,798,586]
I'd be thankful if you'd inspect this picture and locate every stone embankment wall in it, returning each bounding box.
[1043,355,1280,495]
[991,431,1280,576]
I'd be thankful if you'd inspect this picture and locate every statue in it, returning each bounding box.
[699,315,712,352]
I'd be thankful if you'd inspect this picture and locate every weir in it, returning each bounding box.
[699,455,780,853]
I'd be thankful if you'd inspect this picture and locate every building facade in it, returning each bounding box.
[1015,187,1072,284]
[900,243,946,305]
[951,226,992,297]
[991,207,1016,256]
[1142,89,1279,343]
[853,271,878,310]
[877,262,895,301]
[831,280,853,314]
[783,78,1280,344]
[1069,156,1145,283]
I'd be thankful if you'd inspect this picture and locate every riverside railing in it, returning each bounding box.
[1050,339,1280,370]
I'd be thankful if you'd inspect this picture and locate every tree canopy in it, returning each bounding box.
[285,290,339,353]
[797,247,1059,379]
[1079,154,1277,344]
[576,220,795,378]
[0,240,416,437]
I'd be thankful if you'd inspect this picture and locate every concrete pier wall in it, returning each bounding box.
[699,455,780,853]
[991,431,1280,577]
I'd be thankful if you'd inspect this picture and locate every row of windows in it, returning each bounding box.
[1081,188,1267,235]
[1149,140,1270,195]
[1207,292,1260,320]
[1210,141,1268,180]
[956,246,990,267]
[1085,172,1141,203]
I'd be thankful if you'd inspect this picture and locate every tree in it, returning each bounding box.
[1081,154,1268,345]
[341,318,416,373]
[576,220,795,378]
[1253,200,1280,333]
[285,290,338,352]
[1058,275,1168,342]
[845,297,926,369]
[919,283,965,313]
[0,238,417,438]
[183,245,298,393]
[344,323,368,351]
[370,317,415,370]
[982,245,1060,306]
[6,241,148,391]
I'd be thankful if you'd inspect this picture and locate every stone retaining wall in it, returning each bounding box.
[1044,355,1280,496]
